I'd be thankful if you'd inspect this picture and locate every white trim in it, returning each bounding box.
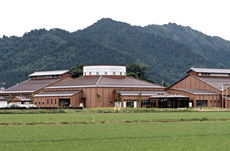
[134,101,137,108]
[29,70,69,77]
[193,93,219,95]
[123,102,126,108]
[96,75,103,86]
[46,85,163,89]
[0,91,34,93]
[46,85,97,89]
[34,94,74,97]
[119,94,157,96]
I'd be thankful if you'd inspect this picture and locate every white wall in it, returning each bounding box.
[0,101,7,107]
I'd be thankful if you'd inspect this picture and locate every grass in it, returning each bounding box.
[2,109,230,150]
[1,111,230,124]
[2,121,230,151]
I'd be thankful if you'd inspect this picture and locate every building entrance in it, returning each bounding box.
[59,99,70,107]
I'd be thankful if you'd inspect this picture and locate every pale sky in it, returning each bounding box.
[1,0,230,41]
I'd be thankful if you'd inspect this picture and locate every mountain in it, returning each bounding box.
[0,18,229,88]
[74,18,225,84]
[0,29,135,87]
[144,23,230,67]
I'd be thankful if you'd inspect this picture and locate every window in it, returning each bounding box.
[35,102,37,104]
[120,72,122,75]
[89,72,91,75]
[42,102,44,104]
[105,72,108,75]
[55,99,57,104]
[201,73,210,76]
[47,99,49,104]
[38,102,40,104]
[113,72,116,75]
[96,72,99,75]
[51,99,53,104]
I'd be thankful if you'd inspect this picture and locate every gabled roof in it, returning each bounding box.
[34,90,82,97]
[14,96,32,102]
[0,96,8,101]
[169,74,230,91]
[170,89,220,95]
[195,76,230,91]
[189,68,230,74]
[1,78,61,93]
[29,70,69,77]
[47,75,165,89]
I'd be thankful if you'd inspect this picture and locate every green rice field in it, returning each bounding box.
[1,110,230,150]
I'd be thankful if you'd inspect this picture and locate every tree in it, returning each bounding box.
[126,63,155,83]
[116,91,121,110]
[96,93,102,108]
[70,63,84,78]
[136,92,142,108]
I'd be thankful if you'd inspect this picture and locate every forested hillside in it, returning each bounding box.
[75,18,225,84]
[0,18,229,88]
[144,23,230,67]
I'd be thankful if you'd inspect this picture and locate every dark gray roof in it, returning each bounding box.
[47,76,165,89]
[190,68,230,74]
[196,76,230,91]
[51,76,100,87]
[34,90,82,97]
[115,90,169,96]
[2,78,61,93]
[171,89,220,95]
[0,96,8,101]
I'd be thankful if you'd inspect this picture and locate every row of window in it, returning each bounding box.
[47,99,57,104]
[31,75,61,79]
[210,100,220,103]
[123,99,154,102]
[85,72,125,76]
[34,99,57,105]
[199,73,230,77]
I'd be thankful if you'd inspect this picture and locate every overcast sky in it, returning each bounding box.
[1,0,230,41]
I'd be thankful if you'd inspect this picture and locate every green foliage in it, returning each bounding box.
[117,91,121,102]
[0,18,229,88]
[70,63,84,78]
[1,121,230,150]
[126,63,155,83]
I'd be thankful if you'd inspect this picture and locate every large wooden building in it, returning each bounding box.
[2,66,230,108]
[0,70,72,105]
[167,68,230,108]
[33,65,170,108]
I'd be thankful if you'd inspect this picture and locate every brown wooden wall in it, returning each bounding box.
[171,75,221,94]
[120,95,150,107]
[39,87,165,108]
[34,92,82,107]
[167,89,221,107]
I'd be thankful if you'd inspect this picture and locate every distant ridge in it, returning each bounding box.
[0,18,229,88]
